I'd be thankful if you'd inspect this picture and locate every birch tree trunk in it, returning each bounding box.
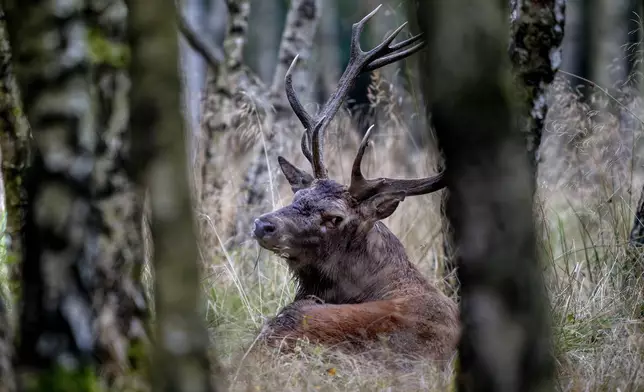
[1,6,28,392]
[415,1,554,390]
[4,0,103,388]
[509,0,566,176]
[86,1,150,385]
[126,0,220,389]
[179,0,227,165]
[198,0,265,250]
[232,0,321,245]
[0,9,30,304]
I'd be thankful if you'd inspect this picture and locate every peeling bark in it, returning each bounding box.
[86,0,149,385]
[416,1,554,391]
[197,0,267,248]
[509,0,566,174]
[126,0,219,390]
[232,0,321,244]
[4,0,103,387]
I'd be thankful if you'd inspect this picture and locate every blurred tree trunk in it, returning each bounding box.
[87,1,150,385]
[509,0,566,176]
[560,0,591,94]
[415,1,554,391]
[0,10,30,304]
[4,1,103,388]
[246,0,284,84]
[589,0,630,93]
[126,0,220,390]
[0,294,14,392]
[179,0,228,165]
[314,0,341,105]
[232,0,321,245]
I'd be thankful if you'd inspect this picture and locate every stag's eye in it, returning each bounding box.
[322,214,344,228]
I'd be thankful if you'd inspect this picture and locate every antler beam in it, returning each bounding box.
[285,4,426,179]
[349,125,446,201]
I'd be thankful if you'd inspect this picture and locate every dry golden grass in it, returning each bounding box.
[192,68,644,391]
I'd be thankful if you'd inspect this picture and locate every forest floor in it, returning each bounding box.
[200,76,644,391]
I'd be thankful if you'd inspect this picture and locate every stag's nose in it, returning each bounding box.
[253,218,276,239]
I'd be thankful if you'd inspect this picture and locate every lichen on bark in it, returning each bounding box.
[3,0,101,388]
[509,0,566,173]
[86,0,150,386]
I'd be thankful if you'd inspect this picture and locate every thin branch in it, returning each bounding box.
[177,10,223,69]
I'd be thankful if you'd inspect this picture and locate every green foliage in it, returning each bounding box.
[20,365,102,392]
[87,28,130,68]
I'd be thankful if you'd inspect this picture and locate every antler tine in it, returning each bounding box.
[308,5,427,179]
[348,125,447,201]
[300,131,312,164]
[283,5,425,179]
[351,124,376,181]
[363,40,426,73]
[285,55,314,131]
[310,116,327,178]
[285,55,316,165]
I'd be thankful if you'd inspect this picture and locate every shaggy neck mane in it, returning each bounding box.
[292,221,420,304]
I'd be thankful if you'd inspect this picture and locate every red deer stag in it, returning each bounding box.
[253,5,460,361]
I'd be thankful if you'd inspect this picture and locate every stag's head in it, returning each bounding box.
[253,5,445,264]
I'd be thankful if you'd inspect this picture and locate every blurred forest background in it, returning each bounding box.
[0,0,643,391]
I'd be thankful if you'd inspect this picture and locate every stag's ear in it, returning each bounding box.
[278,156,314,193]
[359,191,407,222]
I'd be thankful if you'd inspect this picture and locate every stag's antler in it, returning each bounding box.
[349,125,446,201]
[285,4,425,179]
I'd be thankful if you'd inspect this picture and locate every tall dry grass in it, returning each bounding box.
[192,63,644,391]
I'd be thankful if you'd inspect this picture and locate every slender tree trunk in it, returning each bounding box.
[246,0,284,84]
[86,1,150,385]
[589,0,630,93]
[198,0,264,249]
[232,0,321,245]
[179,0,228,166]
[314,0,341,105]
[0,9,29,304]
[0,8,28,392]
[560,0,591,94]
[4,1,103,388]
[0,293,14,392]
[415,1,554,391]
[126,0,220,390]
[509,0,566,178]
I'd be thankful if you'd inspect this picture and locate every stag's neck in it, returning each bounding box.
[293,222,427,304]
